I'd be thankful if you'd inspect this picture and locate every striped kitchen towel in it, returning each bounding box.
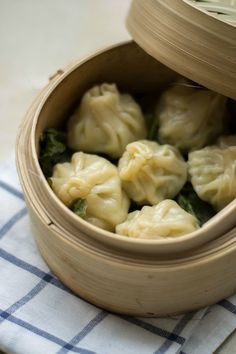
[0,153,235,354]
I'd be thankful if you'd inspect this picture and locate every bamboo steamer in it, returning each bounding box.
[16,2,236,316]
[127,0,236,100]
[16,41,236,316]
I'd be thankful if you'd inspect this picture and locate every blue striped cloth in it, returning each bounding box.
[0,154,235,354]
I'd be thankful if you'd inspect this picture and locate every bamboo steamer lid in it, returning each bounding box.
[127,0,236,99]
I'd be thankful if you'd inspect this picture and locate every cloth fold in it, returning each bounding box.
[0,154,235,354]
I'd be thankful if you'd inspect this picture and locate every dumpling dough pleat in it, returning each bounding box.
[50,152,130,231]
[155,84,227,152]
[188,145,236,211]
[116,200,199,239]
[118,140,187,205]
[67,83,147,158]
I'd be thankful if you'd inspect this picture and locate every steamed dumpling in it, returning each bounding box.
[50,152,130,231]
[188,145,236,211]
[118,140,187,205]
[67,83,147,158]
[116,200,199,239]
[154,84,227,152]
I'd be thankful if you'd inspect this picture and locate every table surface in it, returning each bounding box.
[0,0,235,352]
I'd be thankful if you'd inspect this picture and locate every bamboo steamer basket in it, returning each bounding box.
[16,1,236,316]
[127,0,236,100]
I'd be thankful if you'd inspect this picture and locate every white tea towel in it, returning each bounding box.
[0,153,235,354]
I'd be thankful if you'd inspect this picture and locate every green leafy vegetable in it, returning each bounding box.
[69,198,87,218]
[147,113,159,140]
[135,93,159,141]
[176,183,215,226]
[47,177,53,187]
[39,128,72,177]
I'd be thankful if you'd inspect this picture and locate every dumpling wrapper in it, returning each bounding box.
[188,145,236,211]
[118,140,187,205]
[50,152,130,231]
[67,83,147,158]
[116,200,199,239]
[155,84,227,152]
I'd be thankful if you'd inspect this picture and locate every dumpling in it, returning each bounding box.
[118,140,187,205]
[188,145,236,211]
[50,152,130,231]
[67,83,147,158]
[116,200,199,239]
[154,84,227,152]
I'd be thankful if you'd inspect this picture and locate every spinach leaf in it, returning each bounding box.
[176,183,215,226]
[135,93,159,141]
[39,128,72,177]
[147,113,159,140]
[69,198,87,218]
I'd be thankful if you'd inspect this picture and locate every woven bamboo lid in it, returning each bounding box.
[127,0,236,99]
